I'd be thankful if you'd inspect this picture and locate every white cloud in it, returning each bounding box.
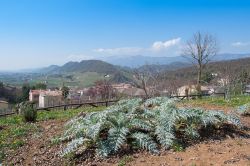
[231,42,250,47]
[151,38,181,51]
[67,54,94,61]
[93,37,182,56]
[93,47,143,55]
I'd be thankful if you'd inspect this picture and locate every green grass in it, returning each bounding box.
[181,95,250,108]
[37,106,105,121]
[0,116,38,162]
[0,106,105,162]
[118,155,133,166]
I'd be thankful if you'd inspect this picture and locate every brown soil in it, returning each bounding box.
[4,120,67,166]
[3,106,250,166]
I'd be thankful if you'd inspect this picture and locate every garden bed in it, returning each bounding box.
[1,101,250,166]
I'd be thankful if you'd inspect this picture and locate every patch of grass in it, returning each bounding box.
[0,119,38,162]
[0,106,105,162]
[181,95,250,108]
[118,155,133,166]
[37,106,105,121]
[171,141,185,152]
[11,140,25,149]
[0,115,22,126]
[50,136,61,146]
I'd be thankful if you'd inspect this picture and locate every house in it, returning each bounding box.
[111,83,147,97]
[112,83,132,90]
[177,85,215,96]
[218,78,229,87]
[0,100,8,110]
[117,87,145,97]
[29,90,45,103]
[39,90,63,108]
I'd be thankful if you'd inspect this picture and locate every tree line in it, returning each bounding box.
[0,82,47,103]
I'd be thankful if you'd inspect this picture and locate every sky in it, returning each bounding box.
[0,0,250,70]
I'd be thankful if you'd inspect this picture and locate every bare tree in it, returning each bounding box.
[183,32,218,94]
[133,64,163,98]
[94,80,116,101]
[222,64,239,100]
[133,69,149,98]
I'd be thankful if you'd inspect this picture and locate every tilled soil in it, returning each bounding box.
[3,107,250,166]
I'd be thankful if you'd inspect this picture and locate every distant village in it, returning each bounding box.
[27,82,250,108]
[1,75,250,111]
[28,83,146,108]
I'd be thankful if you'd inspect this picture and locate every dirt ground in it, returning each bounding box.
[3,106,250,166]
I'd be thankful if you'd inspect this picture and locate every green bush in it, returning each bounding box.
[22,103,37,122]
[59,97,241,158]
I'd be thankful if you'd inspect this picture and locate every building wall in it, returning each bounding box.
[30,93,39,102]
[0,102,8,110]
[39,95,45,108]
[39,95,62,108]
[0,102,9,114]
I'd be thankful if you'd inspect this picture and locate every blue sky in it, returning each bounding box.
[0,0,250,70]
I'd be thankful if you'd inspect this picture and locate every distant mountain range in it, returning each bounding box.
[1,53,250,88]
[100,53,250,67]
[17,53,250,74]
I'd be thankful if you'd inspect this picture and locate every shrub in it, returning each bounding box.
[22,103,37,122]
[59,97,241,158]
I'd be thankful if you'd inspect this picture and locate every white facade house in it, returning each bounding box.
[29,90,45,103]
[38,90,63,108]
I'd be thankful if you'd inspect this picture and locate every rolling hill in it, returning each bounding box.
[2,54,250,88]
[40,60,119,74]
[162,57,250,83]
[101,53,250,68]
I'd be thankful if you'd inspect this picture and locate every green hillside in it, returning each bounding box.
[52,60,119,74]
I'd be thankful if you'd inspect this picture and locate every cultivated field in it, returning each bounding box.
[1,96,250,166]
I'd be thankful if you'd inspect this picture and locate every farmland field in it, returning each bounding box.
[0,72,107,88]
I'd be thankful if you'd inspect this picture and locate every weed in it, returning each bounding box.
[51,137,61,145]
[118,155,133,166]
[172,141,185,152]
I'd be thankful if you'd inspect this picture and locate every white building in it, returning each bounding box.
[29,90,45,103]
[39,90,63,108]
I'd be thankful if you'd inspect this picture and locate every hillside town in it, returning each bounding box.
[25,80,250,108]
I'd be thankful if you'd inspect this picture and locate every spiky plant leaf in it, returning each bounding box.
[131,132,159,154]
[108,127,129,152]
[96,140,113,157]
[61,137,90,156]
[130,118,153,131]
[155,126,175,149]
